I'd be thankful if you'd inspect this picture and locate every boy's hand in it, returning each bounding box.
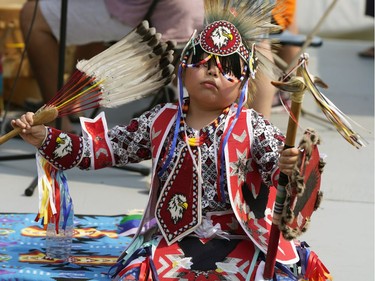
[278,147,299,176]
[11,112,47,148]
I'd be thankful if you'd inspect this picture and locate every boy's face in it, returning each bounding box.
[184,52,244,111]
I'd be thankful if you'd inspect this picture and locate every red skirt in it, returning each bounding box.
[114,235,259,280]
[153,236,258,280]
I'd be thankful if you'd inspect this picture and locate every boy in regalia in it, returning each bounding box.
[12,0,331,280]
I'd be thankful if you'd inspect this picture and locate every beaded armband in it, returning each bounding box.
[38,127,84,170]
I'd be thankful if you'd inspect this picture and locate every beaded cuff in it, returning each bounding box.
[38,127,84,170]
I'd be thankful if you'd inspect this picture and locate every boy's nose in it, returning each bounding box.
[207,65,219,77]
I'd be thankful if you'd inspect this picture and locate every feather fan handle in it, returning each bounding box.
[0,106,58,145]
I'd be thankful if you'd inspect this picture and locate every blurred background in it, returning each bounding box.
[0,0,374,280]
[0,0,373,113]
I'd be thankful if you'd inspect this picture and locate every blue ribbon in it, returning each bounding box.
[58,171,73,230]
[219,81,248,202]
[157,65,183,177]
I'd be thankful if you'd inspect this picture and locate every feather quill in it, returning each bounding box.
[299,60,367,148]
[273,54,367,149]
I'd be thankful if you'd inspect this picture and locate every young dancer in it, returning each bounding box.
[12,1,331,280]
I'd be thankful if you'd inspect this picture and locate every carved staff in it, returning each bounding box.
[263,57,307,279]
[263,53,366,279]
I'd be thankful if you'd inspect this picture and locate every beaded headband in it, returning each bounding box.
[198,20,249,61]
[181,20,257,82]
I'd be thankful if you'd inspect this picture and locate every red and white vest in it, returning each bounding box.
[120,104,298,265]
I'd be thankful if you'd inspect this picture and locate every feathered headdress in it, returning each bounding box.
[180,0,280,82]
[202,0,278,53]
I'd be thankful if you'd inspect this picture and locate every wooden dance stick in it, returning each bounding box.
[263,73,307,280]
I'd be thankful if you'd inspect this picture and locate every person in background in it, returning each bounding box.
[247,0,300,118]
[19,0,204,131]
[358,0,374,58]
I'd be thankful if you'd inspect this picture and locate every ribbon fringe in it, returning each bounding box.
[35,153,73,233]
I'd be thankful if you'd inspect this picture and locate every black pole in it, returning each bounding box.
[24,0,68,196]
[55,0,68,129]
